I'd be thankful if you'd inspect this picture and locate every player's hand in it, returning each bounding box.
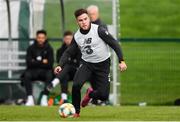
[42,59,48,64]
[54,66,62,74]
[119,61,127,72]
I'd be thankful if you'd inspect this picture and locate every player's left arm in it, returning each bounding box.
[40,46,54,69]
[98,25,127,71]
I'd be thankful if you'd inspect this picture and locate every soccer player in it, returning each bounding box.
[47,31,81,105]
[54,9,127,117]
[22,30,54,106]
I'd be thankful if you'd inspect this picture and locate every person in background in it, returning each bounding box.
[46,31,81,105]
[22,30,54,106]
[87,5,107,30]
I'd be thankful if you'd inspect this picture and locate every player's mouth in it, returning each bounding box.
[82,24,90,30]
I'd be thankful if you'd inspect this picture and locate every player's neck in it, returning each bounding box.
[80,23,91,35]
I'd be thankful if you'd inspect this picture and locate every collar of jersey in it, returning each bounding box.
[80,23,91,35]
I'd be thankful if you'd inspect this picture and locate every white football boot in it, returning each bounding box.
[40,95,48,106]
[25,95,35,106]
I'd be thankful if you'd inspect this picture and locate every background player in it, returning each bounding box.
[87,5,107,30]
[22,30,54,106]
[47,31,81,105]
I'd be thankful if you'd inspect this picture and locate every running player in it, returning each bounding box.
[54,9,127,117]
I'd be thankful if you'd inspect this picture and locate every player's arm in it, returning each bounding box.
[55,38,79,74]
[26,46,40,68]
[98,25,127,71]
[40,46,54,69]
[98,25,124,62]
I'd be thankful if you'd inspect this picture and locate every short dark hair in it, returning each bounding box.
[36,30,47,36]
[74,8,88,18]
[63,31,73,37]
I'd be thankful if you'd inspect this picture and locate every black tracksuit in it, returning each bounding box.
[59,24,124,114]
[22,41,54,96]
[56,43,81,94]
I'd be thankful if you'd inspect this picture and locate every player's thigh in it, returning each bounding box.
[24,69,41,81]
[73,64,92,88]
[97,72,110,89]
[94,69,110,98]
[39,69,53,83]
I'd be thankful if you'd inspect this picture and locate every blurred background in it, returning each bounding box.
[0,0,180,106]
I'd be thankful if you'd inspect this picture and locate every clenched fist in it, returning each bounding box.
[54,66,62,74]
[119,61,127,72]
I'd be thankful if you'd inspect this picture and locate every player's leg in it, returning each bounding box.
[89,74,110,101]
[57,65,73,104]
[81,58,110,107]
[23,69,39,106]
[59,74,70,104]
[60,66,77,103]
[90,58,110,101]
[40,69,54,106]
[72,63,92,114]
[47,65,71,91]
[89,77,99,105]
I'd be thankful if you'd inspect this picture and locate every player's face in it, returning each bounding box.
[63,35,73,46]
[36,33,47,46]
[76,13,91,30]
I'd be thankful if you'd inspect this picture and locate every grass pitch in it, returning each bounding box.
[0,105,180,121]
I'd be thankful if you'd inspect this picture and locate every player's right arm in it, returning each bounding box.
[54,38,79,74]
[98,25,127,72]
[26,46,40,68]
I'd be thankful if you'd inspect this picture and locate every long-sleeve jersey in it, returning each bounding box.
[59,23,124,67]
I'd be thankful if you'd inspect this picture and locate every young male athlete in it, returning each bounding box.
[54,9,127,117]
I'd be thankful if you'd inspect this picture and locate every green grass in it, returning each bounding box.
[1,106,180,121]
[120,41,180,105]
[121,0,180,38]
